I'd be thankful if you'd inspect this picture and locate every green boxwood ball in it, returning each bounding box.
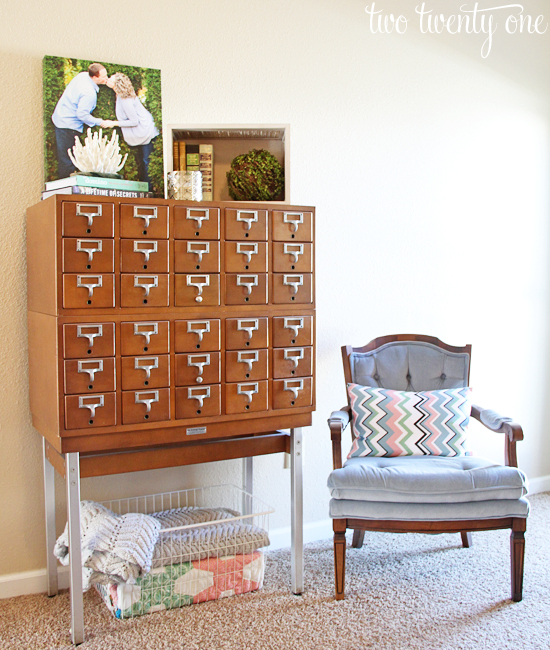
[226,149,284,201]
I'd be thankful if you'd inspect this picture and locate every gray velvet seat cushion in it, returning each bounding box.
[327,456,528,504]
[329,496,530,521]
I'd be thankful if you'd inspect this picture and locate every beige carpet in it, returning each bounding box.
[1,493,549,650]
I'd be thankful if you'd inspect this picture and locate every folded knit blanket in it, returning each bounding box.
[54,501,269,590]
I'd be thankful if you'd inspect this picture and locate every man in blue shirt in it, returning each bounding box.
[52,63,111,178]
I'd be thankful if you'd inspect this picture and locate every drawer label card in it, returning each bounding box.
[186,426,207,435]
[187,320,210,342]
[76,239,102,262]
[134,322,158,344]
[134,240,158,262]
[76,203,102,226]
[77,324,103,346]
[236,242,258,263]
[237,319,259,339]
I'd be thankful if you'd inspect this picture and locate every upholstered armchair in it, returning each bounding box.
[327,334,529,602]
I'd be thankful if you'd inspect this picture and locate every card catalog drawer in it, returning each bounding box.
[65,392,116,429]
[224,241,267,273]
[62,238,114,273]
[225,349,268,383]
[62,202,114,238]
[63,323,115,358]
[175,352,221,386]
[272,210,313,242]
[120,355,170,390]
[174,206,220,240]
[225,274,267,305]
[272,316,313,348]
[64,358,115,395]
[174,274,220,307]
[122,388,170,424]
[174,240,220,273]
[272,242,312,273]
[225,209,267,241]
[272,273,312,304]
[272,346,313,378]
[225,380,268,414]
[120,239,169,273]
[120,204,169,239]
[272,377,313,409]
[225,317,268,350]
[120,321,170,355]
[120,274,169,307]
[174,319,221,352]
[62,274,115,309]
[176,385,221,419]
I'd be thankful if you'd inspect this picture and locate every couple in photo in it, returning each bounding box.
[51,63,159,184]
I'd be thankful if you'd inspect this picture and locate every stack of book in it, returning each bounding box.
[173,141,213,201]
[42,175,153,200]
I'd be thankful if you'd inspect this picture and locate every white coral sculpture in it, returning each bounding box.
[68,128,128,174]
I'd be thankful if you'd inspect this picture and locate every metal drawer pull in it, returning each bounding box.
[237,319,259,340]
[186,208,210,228]
[236,210,258,230]
[134,357,159,380]
[187,241,210,262]
[188,353,211,383]
[284,348,304,369]
[76,239,102,262]
[78,394,104,418]
[283,243,304,263]
[283,212,304,232]
[133,205,158,228]
[188,386,210,408]
[187,320,210,342]
[237,350,259,372]
[284,378,304,400]
[135,390,159,413]
[187,275,210,303]
[283,274,303,294]
[77,275,102,297]
[77,359,104,382]
[76,324,103,346]
[237,275,258,295]
[133,240,158,262]
[283,317,304,338]
[76,204,102,227]
[236,242,258,263]
[134,275,158,297]
[238,382,258,404]
[133,322,158,344]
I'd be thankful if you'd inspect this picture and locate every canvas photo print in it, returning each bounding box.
[43,56,163,197]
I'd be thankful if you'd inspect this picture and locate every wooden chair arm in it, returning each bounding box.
[328,407,351,470]
[471,404,524,468]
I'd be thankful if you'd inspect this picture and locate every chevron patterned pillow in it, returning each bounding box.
[347,384,471,458]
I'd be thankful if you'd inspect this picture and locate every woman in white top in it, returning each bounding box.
[106,73,159,186]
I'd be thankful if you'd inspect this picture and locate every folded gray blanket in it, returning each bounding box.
[54,500,269,590]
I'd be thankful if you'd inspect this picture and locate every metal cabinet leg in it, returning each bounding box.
[290,427,303,594]
[242,457,253,516]
[66,453,84,645]
[43,439,58,597]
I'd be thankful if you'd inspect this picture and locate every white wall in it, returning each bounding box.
[0,0,549,579]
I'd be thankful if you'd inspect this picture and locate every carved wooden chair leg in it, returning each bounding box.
[511,518,526,602]
[334,519,347,600]
[460,531,473,548]
[352,529,365,548]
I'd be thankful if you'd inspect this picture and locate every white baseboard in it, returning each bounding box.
[528,474,550,495]
[267,518,333,551]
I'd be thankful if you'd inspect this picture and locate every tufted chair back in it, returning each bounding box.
[347,339,470,392]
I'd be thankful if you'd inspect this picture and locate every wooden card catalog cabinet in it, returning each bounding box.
[27,197,315,454]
